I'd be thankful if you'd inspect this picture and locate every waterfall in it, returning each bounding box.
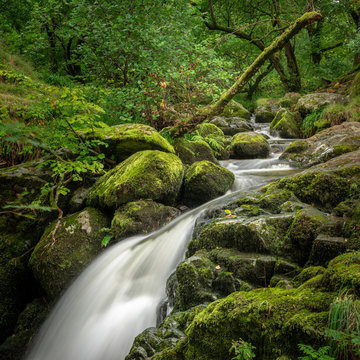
[25,119,298,360]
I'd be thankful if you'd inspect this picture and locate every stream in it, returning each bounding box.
[25,118,299,360]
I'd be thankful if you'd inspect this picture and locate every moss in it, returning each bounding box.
[182,160,234,207]
[292,266,326,287]
[230,132,270,159]
[272,170,353,210]
[174,138,217,165]
[198,123,224,138]
[111,200,180,240]
[281,140,308,155]
[29,207,108,299]
[270,110,302,138]
[321,253,360,296]
[313,119,331,132]
[221,100,251,120]
[90,123,174,162]
[87,150,184,210]
[183,286,333,360]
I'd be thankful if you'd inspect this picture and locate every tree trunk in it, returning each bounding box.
[170,11,322,136]
[284,42,302,91]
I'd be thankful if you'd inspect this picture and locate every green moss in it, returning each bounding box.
[230,132,270,159]
[221,100,251,120]
[174,138,217,165]
[183,286,333,360]
[198,123,224,138]
[182,160,234,207]
[321,253,360,296]
[29,207,108,299]
[292,266,326,287]
[87,150,184,210]
[281,140,308,155]
[91,123,174,162]
[270,110,302,138]
[111,200,180,239]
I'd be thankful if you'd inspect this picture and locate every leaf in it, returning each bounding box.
[101,234,112,247]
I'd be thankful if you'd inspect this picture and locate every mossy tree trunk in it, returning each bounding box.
[197,12,321,120]
[170,12,321,136]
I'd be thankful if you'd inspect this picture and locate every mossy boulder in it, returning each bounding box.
[181,161,234,207]
[90,123,175,163]
[230,132,270,159]
[87,150,184,210]
[221,100,251,120]
[111,200,180,240]
[173,139,217,165]
[280,122,360,166]
[295,92,348,116]
[321,252,360,296]
[29,207,108,299]
[197,123,224,138]
[178,287,333,360]
[270,109,302,138]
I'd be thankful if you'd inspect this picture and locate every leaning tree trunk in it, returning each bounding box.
[170,11,321,136]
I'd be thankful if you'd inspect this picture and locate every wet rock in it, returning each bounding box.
[280,122,360,166]
[29,207,108,299]
[230,132,270,159]
[68,186,91,213]
[197,123,224,138]
[295,92,348,116]
[270,109,302,138]
[181,161,234,207]
[87,150,184,210]
[308,234,347,266]
[89,123,175,163]
[111,200,180,240]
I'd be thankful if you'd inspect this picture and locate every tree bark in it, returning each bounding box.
[170,12,322,136]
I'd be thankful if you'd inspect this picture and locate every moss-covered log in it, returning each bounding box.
[170,12,321,136]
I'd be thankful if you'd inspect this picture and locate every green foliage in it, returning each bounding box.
[99,228,114,248]
[187,130,225,157]
[325,295,360,360]
[298,344,334,360]
[229,339,256,360]
[302,108,324,137]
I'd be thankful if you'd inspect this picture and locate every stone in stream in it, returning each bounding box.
[209,116,252,136]
[174,138,218,165]
[270,109,302,138]
[181,160,234,207]
[229,131,270,159]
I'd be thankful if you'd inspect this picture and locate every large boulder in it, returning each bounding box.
[111,200,180,240]
[90,124,175,163]
[270,109,302,138]
[295,92,348,116]
[182,161,234,207]
[174,139,217,165]
[220,100,251,120]
[197,123,224,138]
[29,207,108,299]
[87,150,184,210]
[230,132,270,159]
[280,122,360,166]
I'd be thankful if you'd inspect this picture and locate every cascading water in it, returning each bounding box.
[25,116,299,360]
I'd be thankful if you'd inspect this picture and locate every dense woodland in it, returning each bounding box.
[1,1,360,360]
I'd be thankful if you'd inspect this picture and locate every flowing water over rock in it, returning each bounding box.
[25,120,299,360]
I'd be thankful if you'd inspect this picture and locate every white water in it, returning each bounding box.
[25,117,298,360]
